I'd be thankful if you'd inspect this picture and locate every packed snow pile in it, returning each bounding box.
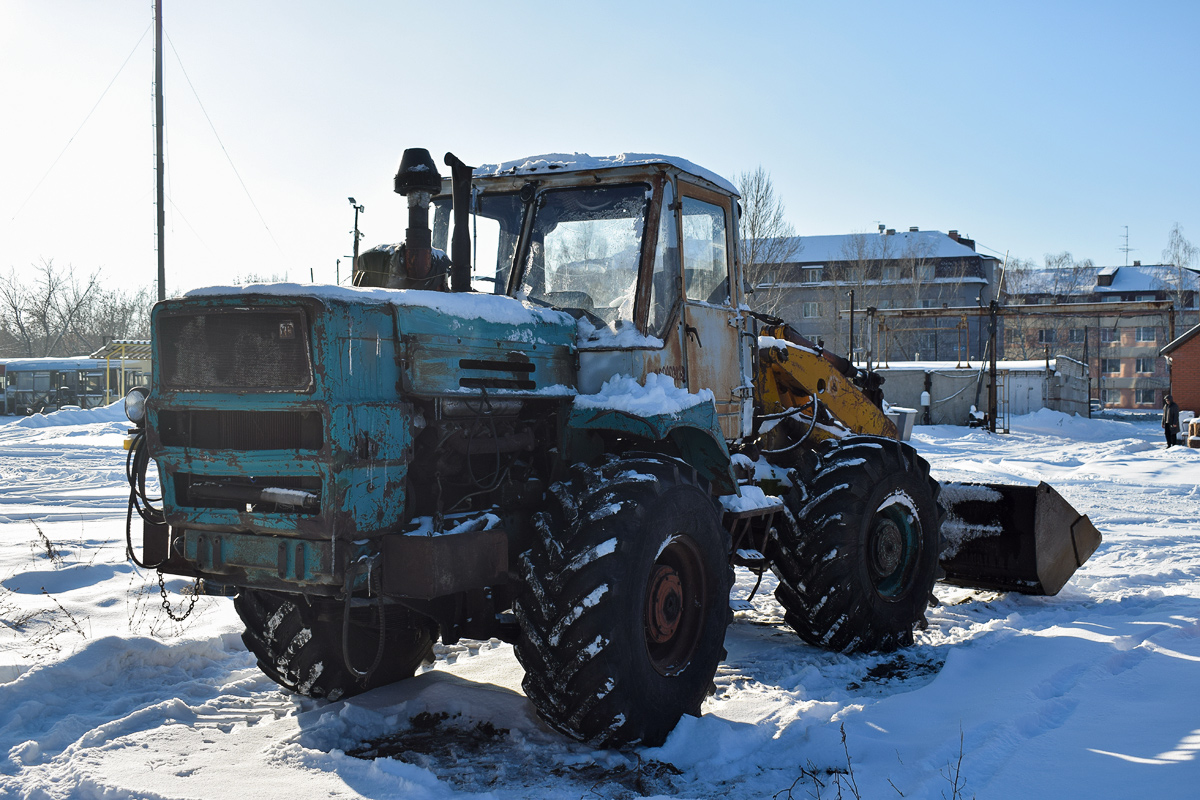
[0,410,1198,798]
[0,399,127,430]
[573,372,714,416]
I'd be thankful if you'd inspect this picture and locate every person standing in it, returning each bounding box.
[1162,393,1180,448]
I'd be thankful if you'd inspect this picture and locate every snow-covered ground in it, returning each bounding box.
[1,406,1198,798]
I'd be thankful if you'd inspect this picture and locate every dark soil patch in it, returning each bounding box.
[846,653,943,691]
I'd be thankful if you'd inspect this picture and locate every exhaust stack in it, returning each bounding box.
[444,152,474,293]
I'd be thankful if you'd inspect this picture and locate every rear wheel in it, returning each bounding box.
[235,589,435,701]
[514,456,732,747]
[768,436,942,652]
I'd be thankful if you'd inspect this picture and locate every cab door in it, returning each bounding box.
[677,183,751,440]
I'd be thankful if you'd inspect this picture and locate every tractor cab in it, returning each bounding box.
[423,154,754,440]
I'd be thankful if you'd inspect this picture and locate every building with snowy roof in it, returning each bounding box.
[748,227,1000,363]
[1002,262,1199,409]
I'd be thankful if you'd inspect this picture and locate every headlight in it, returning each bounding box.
[124,387,149,426]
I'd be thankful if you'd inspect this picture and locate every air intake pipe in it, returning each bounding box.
[394,148,442,283]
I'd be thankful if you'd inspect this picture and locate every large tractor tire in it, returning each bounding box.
[514,455,732,748]
[768,435,942,653]
[235,589,436,701]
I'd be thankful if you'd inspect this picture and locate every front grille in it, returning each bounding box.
[158,410,323,450]
[159,308,313,391]
[458,358,536,391]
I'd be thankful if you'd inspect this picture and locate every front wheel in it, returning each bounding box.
[235,589,436,701]
[514,456,732,748]
[768,436,942,653]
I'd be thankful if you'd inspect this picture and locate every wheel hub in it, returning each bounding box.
[646,565,683,643]
[872,519,903,575]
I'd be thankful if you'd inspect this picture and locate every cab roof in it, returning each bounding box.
[471,153,738,196]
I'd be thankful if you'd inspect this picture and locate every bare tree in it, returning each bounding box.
[1162,223,1200,327]
[737,167,801,316]
[0,261,152,358]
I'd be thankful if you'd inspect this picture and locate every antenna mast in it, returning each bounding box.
[1119,225,1134,267]
[155,0,166,300]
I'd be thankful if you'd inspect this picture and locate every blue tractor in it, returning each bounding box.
[125,149,1099,747]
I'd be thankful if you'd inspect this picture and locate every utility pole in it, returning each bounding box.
[846,289,855,362]
[349,197,365,271]
[154,0,165,301]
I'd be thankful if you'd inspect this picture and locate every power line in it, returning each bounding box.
[8,24,152,224]
[164,31,284,255]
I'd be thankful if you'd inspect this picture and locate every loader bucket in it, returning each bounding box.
[937,481,1102,596]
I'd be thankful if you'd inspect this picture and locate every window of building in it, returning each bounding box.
[1038,329,1056,344]
[802,267,823,284]
[1136,295,1155,302]
[1101,358,1121,375]
[1136,326,1156,342]
[916,264,934,281]
[1068,328,1085,343]
[1135,357,1155,374]
[918,332,936,355]
[1100,328,1118,343]
[802,302,821,318]
[1102,389,1121,405]
[882,266,900,281]
[920,298,937,308]
[1103,295,1121,303]
[1135,388,1156,405]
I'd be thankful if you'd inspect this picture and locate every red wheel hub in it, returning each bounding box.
[646,564,684,643]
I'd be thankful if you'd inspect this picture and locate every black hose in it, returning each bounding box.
[125,431,165,569]
[342,559,386,682]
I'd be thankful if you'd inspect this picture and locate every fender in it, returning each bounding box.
[562,398,737,494]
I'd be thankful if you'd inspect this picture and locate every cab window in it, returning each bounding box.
[681,196,730,305]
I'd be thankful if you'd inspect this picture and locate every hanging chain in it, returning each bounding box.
[158,569,201,622]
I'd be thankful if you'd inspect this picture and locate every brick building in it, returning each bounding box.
[1161,323,1200,414]
[1003,263,1199,409]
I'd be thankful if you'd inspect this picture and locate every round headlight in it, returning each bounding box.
[124,387,149,425]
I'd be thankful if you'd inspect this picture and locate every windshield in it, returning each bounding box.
[519,184,648,327]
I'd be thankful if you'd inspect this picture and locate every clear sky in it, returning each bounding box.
[2,0,1197,295]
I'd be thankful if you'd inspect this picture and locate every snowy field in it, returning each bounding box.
[1,406,1198,799]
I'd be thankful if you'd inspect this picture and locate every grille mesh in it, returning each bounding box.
[159,310,313,391]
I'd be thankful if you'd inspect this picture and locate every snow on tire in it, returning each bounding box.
[235,589,435,701]
[768,435,943,653]
[513,455,732,748]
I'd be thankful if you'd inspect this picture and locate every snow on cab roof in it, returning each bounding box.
[473,153,738,196]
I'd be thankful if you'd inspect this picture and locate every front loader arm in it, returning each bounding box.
[756,324,897,441]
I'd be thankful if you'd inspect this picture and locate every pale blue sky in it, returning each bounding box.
[2,0,1197,294]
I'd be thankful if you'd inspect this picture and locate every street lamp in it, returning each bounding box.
[348,197,365,273]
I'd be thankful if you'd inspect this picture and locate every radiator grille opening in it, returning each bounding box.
[159,308,313,391]
[458,358,536,391]
[174,474,321,515]
[158,410,323,450]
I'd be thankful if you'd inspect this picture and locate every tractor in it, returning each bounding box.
[125,149,1100,747]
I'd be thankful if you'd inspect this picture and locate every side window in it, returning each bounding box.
[648,181,678,336]
[681,196,730,305]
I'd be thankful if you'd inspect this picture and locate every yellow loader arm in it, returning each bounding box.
[756,323,897,442]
